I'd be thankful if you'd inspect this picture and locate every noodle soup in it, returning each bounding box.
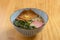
[13,9,45,30]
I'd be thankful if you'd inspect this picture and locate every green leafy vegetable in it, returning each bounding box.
[13,19,35,30]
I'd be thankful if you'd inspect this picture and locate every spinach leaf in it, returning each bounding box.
[13,19,36,30]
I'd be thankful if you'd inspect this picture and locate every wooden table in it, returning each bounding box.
[0,0,60,40]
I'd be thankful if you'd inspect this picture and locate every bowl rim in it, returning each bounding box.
[10,8,49,31]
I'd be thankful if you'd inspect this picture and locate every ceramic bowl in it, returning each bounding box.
[10,8,48,37]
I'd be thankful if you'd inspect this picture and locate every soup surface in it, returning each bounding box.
[13,9,44,30]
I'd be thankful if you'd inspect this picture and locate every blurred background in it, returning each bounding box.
[0,0,60,40]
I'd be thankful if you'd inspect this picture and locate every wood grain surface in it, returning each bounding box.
[0,0,60,40]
